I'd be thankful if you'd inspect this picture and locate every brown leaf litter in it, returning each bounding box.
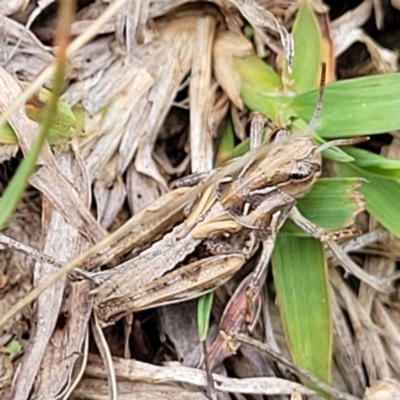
[0,1,400,399]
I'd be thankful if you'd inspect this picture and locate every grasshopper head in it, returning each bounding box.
[214,134,322,231]
[264,135,321,199]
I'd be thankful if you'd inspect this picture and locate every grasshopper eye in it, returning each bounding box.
[290,161,320,180]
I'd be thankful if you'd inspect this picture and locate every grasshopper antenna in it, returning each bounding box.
[318,136,370,153]
[306,62,370,153]
[302,62,326,137]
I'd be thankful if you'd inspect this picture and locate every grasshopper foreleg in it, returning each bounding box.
[289,206,360,242]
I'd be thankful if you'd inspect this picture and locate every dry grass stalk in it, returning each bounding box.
[0,1,399,399]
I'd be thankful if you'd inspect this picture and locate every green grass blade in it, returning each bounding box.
[232,29,400,139]
[273,235,331,395]
[0,135,43,230]
[336,163,400,238]
[0,1,72,230]
[216,117,236,166]
[197,292,214,341]
[0,72,66,231]
[342,147,400,178]
[311,132,356,163]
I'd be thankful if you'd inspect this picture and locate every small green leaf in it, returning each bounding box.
[71,104,86,133]
[0,119,18,144]
[24,86,77,143]
[273,235,331,395]
[281,178,364,236]
[286,2,322,92]
[198,292,214,341]
[320,145,356,164]
[336,163,400,238]
[6,339,22,358]
[243,25,254,40]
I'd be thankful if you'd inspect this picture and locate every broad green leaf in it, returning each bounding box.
[281,178,364,237]
[231,15,400,140]
[197,292,214,341]
[235,55,400,140]
[273,235,331,395]
[290,73,400,138]
[336,163,400,238]
[285,2,322,92]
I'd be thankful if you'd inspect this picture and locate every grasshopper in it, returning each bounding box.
[91,65,368,327]
[92,188,259,325]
